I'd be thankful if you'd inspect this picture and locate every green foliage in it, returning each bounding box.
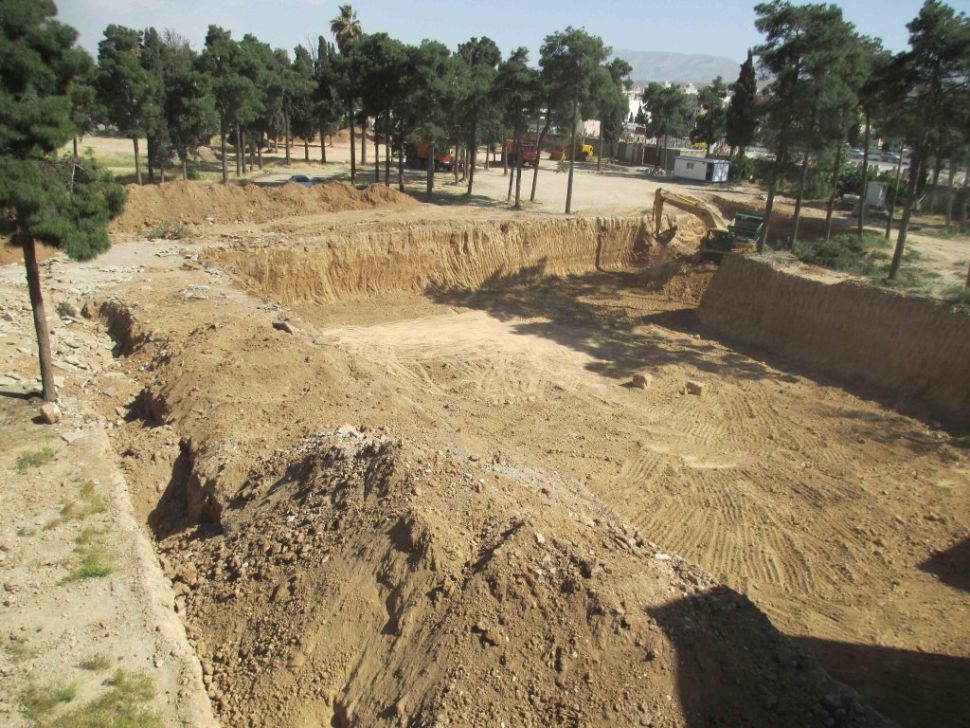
[690,76,727,153]
[641,82,690,142]
[78,653,113,671]
[726,50,758,153]
[21,680,76,721]
[15,446,55,473]
[95,25,157,139]
[65,546,115,581]
[0,155,125,259]
[46,671,160,728]
[45,478,107,529]
[792,232,887,274]
[942,285,970,305]
[148,221,190,240]
[729,154,755,181]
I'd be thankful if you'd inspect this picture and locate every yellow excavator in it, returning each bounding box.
[652,188,763,260]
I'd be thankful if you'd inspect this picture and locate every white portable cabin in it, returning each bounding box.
[865,180,887,208]
[673,156,730,183]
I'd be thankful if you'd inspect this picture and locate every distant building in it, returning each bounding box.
[674,156,730,183]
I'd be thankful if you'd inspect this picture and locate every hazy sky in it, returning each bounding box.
[57,0,970,64]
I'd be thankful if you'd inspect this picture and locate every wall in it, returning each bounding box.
[698,255,970,427]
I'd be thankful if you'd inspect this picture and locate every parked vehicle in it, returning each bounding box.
[288,175,313,188]
[503,139,539,166]
[881,150,901,163]
[405,142,454,171]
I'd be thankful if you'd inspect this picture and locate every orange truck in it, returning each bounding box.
[406,142,454,171]
[503,139,539,166]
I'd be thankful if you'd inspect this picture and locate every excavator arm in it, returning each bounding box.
[652,188,729,237]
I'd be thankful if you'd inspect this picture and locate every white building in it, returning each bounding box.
[674,156,730,183]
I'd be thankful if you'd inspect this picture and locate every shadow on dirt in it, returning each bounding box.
[795,635,970,728]
[648,586,889,727]
[426,264,787,384]
[920,536,970,593]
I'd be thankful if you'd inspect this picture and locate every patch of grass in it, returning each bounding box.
[15,446,56,474]
[147,221,191,240]
[942,284,970,305]
[75,526,104,546]
[792,232,888,275]
[2,636,38,663]
[46,670,160,728]
[21,680,76,721]
[16,526,36,537]
[78,653,113,671]
[64,546,114,582]
[45,480,107,530]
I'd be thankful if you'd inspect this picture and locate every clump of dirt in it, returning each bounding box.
[157,427,886,728]
[111,180,416,233]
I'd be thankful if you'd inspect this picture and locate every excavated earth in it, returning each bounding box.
[81,195,969,728]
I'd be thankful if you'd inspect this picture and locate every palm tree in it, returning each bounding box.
[330,4,361,52]
[331,4,363,181]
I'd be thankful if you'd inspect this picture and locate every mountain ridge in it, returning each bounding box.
[614,50,741,85]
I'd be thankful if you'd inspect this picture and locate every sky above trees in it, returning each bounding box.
[58,0,951,63]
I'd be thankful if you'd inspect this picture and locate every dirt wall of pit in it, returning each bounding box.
[207,216,674,305]
[698,255,970,427]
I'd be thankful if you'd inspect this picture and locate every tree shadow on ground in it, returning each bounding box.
[795,635,970,728]
[426,264,787,384]
[647,586,890,727]
[920,536,970,593]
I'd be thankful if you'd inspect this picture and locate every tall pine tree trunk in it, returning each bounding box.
[856,111,871,238]
[467,116,478,196]
[791,148,811,248]
[885,152,905,239]
[889,144,925,280]
[426,142,434,201]
[284,111,292,165]
[249,132,255,170]
[21,235,56,402]
[320,122,327,163]
[220,124,228,184]
[181,148,188,181]
[361,115,367,166]
[824,142,844,241]
[531,118,551,203]
[349,98,356,183]
[374,125,380,183]
[146,136,155,185]
[398,141,404,192]
[565,99,578,214]
[514,127,524,209]
[132,137,142,185]
[304,138,310,162]
[928,154,942,213]
[235,125,242,176]
[72,136,79,160]
[945,156,956,227]
[759,140,787,253]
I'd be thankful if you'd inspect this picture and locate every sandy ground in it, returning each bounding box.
[0,251,215,726]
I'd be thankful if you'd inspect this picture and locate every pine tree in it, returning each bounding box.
[1,0,126,402]
[691,76,727,157]
[540,27,610,214]
[95,25,157,184]
[726,50,758,159]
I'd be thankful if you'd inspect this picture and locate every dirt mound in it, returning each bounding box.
[111,180,416,233]
[698,254,970,427]
[155,427,886,728]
